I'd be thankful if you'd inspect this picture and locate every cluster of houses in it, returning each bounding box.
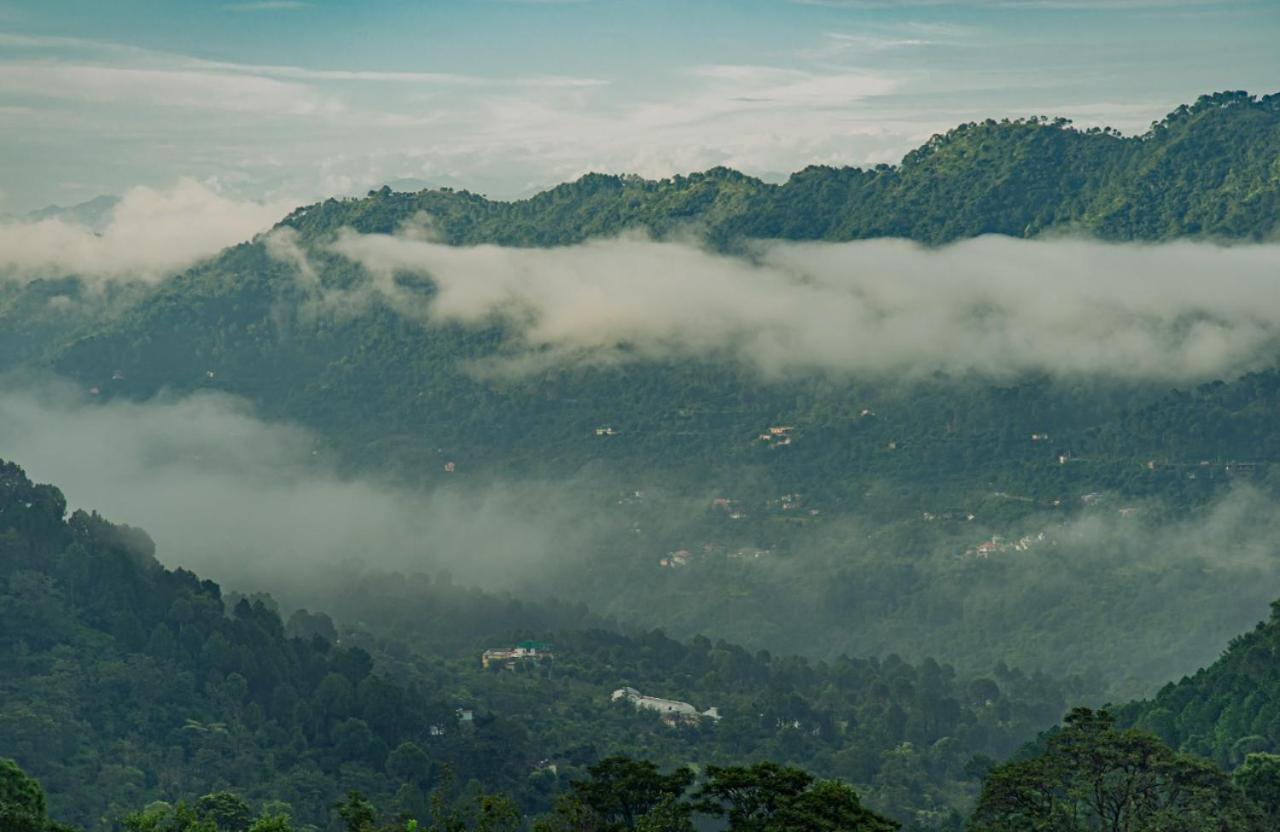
[659,542,775,569]
[615,489,646,506]
[611,687,721,727]
[710,496,748,520]
[757,425,794,447]
[660,549,694,569]
[965,531,1047,559]
[481,640,554,670]
[921,511,977,523]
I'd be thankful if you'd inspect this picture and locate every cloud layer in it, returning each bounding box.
[323,233,1280,381]
[10,0,1272,212]
[0,179,293,282]
[0,381,605,591]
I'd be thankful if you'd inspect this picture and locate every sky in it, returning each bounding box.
[0,0,1277,213]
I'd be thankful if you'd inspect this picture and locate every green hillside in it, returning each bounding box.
[276,92,1280,247]
[0,459,1092,830]
[2,92,1278,702]
[1122,601,1280,769]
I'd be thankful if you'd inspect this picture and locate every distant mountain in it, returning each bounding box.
[13,194,120,232]
[6,90,1280,703]
[284,91,1280,247]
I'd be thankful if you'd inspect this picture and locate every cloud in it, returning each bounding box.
[791,0,1237,7]
[0,178,293,282]
[223,1,309,10]
[0,61,340,114]
[757,483,1280,699]
[628,65,898,129]
[0,32,603,90]
[0,381,609,592]
[319,233,1280,382]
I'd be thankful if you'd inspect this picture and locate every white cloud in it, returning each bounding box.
[0,178,293,282]
[0,62,339,114]
[223,1,310,10]
[0,382,609,590]
[791,0,1236,7]
[322,234,1280,382]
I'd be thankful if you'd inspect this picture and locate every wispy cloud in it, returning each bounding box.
[0,178,293,282]
[792,0,1239,7]
[627,64,898,130]
[0,61,339,114]
[0,30,606,89]
[223,1,309,11]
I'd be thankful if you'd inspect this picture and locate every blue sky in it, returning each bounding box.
[0,0,1277,211]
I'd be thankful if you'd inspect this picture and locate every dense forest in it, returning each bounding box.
[270,91,1280,247]
[2,92,1280,701]
[6,458,1280,831]
[1,458,1083,829]
[1121,600,1280,771]
[5,89,1280,831]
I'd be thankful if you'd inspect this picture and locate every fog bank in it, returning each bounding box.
[0,381,605,591]
[0,179,293,282]
[320,233,1280,381]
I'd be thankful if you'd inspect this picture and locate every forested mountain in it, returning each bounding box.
[274,91,1280,247]
[3,92,1280,703]
[4,90,1279,373]
[0,459,1090,830]
[1122,601,1280,771]
[8,457,1280,831]
[21,93,1280,495]
[4,89,1280,832]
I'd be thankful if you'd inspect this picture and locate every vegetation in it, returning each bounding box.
[0,458,1077,829]
[5,89,1280,831]
[1121,601,1280,777]
[273,92,1280,247]
[969,708,1263,831]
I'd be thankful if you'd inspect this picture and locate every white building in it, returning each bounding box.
[611,687,721,725]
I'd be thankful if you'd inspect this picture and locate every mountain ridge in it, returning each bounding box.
[272,90,1280,248]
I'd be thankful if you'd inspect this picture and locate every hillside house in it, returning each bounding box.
[482,640,554,670]
[611,686,721,727]
[758,426,795,444]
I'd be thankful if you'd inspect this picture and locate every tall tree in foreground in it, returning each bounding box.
[533,757,897,832]
[968,708,1264,831]
[0,758,73,832]
[696,762,898,832]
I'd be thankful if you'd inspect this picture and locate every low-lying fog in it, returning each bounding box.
[3,377,1278,700]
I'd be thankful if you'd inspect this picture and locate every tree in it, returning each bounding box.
[386,742,431,787]
[697,763,896,832]
[1234,753,1280,822]
[568,757,694,831]
[123,802,217,832]
[770,780,898,832]
[335,791,377,832]
[246,817,294,832]
[195,792,253,832]
[695,762,813,830]
[969,708,1265,831]
[0,758,50,832]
